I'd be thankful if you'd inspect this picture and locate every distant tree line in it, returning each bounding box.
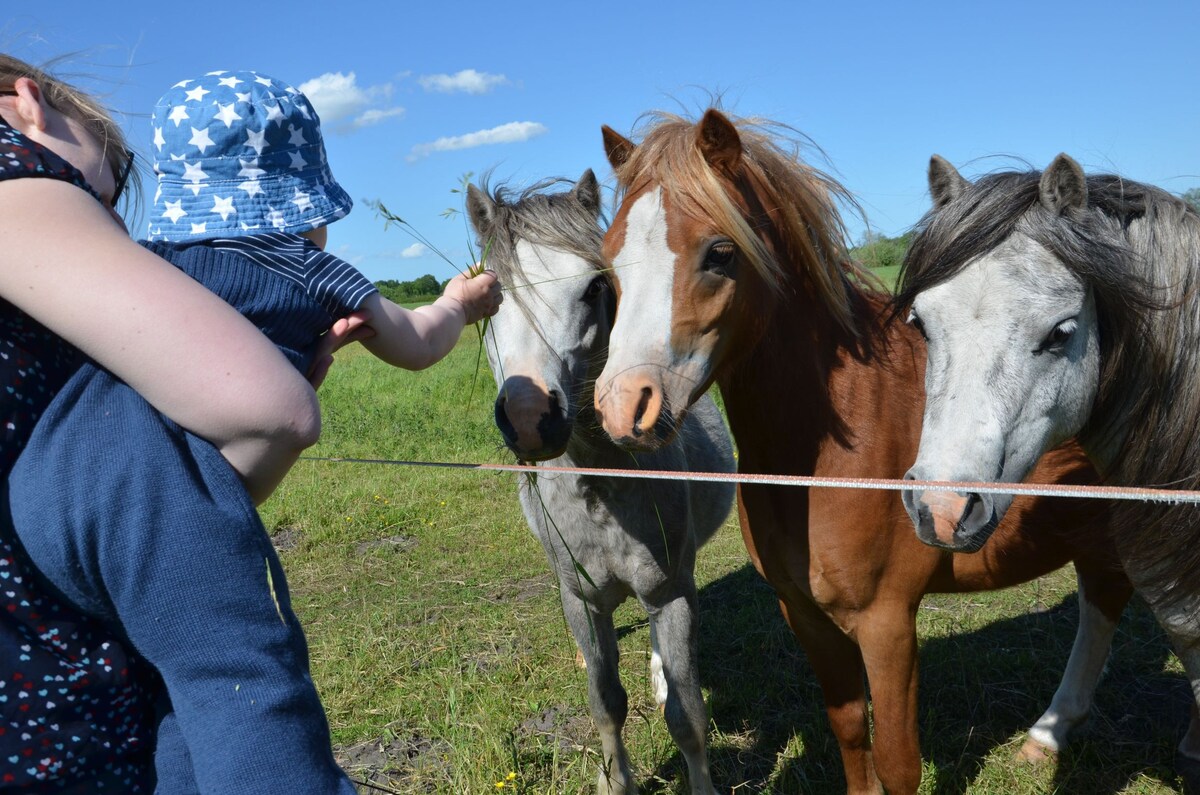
[1184,188,1200,214]
[848,187,1199,274]
[851,230,913,270]
[374,274,447,304]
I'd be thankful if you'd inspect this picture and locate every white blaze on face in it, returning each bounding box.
[600,187,677,383]
[485,240,597,396]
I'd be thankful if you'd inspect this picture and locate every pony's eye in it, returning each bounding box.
[906,310,928,340]
[702,241,737,278]
[582,275,608,302]
[1037,317,1078,354]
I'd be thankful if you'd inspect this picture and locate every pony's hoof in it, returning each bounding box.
[1014,737,1057,764]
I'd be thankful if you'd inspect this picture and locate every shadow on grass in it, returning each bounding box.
[635,563,1188,794]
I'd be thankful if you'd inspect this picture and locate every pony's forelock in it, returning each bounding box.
[610,110,867,337]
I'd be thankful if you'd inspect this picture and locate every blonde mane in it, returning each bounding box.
[610,110,873,336]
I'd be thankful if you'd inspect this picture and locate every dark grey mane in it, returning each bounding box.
[895,166,1200,610]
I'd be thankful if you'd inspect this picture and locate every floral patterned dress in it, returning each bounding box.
[0,120,157,792]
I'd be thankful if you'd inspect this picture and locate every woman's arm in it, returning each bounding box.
[0,177,320,503]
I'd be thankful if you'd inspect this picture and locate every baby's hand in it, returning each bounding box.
[443,270,503,324]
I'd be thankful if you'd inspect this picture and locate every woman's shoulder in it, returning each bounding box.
[0,120,101,201]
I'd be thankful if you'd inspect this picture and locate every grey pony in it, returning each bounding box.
[468,171,735,795]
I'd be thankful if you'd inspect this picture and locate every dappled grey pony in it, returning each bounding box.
[467,171,735,795]
[896,154,1200,769]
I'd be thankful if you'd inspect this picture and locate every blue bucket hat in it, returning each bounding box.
[147,70,353,241]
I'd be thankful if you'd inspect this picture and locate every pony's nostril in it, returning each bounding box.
[494,398,517,444]
[961,493,990,529]
[632,386,653,435]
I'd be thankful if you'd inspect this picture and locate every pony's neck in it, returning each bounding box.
[718,283,897,471]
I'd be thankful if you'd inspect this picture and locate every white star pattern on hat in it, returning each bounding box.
[184,85,210,103]
[190,222,207,234]
[217,75,242,89]
[288,151,307,171]
[162,200,187,223]
[244,128,267,155]
[292,189,314,213]
[239,179,264,197]
[238,158,266,179]
[167,105,189,126]
[266,206,286,227]
[287,125,307,147]
[263,102,285,127]
[211,196,236,220]
[153,126,166,151]
[182,162,208,195]
[254,75,273,87]
[189,127,216,154]
[213,102,241,128]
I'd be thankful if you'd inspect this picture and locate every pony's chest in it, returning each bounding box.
[519,475,681,589]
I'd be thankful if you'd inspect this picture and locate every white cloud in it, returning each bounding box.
[298,72,403,133]
[418,69,508,95]
[401,243,426,258]
[333,244,366,267]
[351,107,406,129]
[408,121,547,161]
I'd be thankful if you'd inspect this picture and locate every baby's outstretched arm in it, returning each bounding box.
[358,270,502,370]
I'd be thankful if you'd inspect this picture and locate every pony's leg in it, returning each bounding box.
[1123,567,1200,768]
[856,605,922,795]
[1163,624,1200,764]
[648,621,668,710]
[1019,563,1131,760]
[559,588,635,795]
[778,596,882,795]
[646,587,716,795]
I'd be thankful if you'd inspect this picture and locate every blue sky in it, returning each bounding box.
[7,1,1198,282]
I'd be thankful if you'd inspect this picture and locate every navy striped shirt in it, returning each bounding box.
[209,232,378,318]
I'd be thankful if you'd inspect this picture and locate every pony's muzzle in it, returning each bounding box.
[594,372,670,451]
[903,472,997,552]
[494,378,572,461]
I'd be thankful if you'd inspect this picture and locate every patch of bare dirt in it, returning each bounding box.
[516,703,593,751]
[336,731,453,793]
[355,534,419,555]
[271,525,303,552]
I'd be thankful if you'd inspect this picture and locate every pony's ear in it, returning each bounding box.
[602,125,636,171]
[573,169,602,219]
[1039,154,1088,215]
[465,183,495,235]
[696,108,742,174]
[928,155,969,208]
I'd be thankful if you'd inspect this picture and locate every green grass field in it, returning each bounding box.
[259,339,1188,794]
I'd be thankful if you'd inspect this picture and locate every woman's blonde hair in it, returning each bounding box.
[0,53,139,208]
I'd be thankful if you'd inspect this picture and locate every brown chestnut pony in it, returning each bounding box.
[591,108,1132,794]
